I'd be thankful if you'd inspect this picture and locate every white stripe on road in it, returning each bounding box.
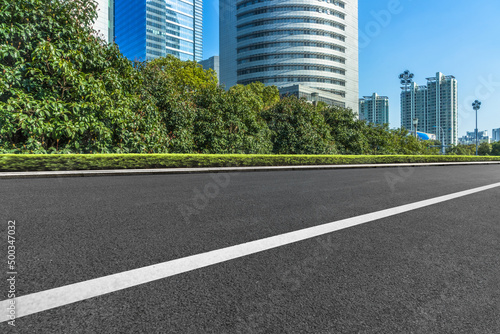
[2,181,500,323]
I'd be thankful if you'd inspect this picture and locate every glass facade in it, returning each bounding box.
[115,0,203,62]
[493,128,500,142]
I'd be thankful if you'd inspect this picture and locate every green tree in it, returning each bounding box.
[146,55,218,93]
[228,82,280,114]
[193,86,273,154]
[138,59,272,154]
[0,0,167,153]
[446,144,476,155]
[263,97,336,154]
[320,104,433,155]
[478,142,492,156]
[319,105,367,154]
[385,127,433,155]
[137,57,207,153]
[491,142,500,156]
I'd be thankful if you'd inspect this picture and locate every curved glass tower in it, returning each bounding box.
[220,0,358,112]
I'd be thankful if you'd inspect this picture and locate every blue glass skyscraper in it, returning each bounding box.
[115,0,203,62]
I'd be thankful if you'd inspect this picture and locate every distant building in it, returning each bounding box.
[458,130,490,145]
[279,85,346,108]
[219,0,359,114]
[93,0,114,43]
[200,56,220,83]
[401,82,428,135]
[401,72,458,146]
[492,128,500,142]
[115,0,203,61]
[359,93,389,125]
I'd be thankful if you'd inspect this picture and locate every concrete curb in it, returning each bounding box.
[1,161,500,179]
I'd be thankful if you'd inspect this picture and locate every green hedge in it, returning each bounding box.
[0,154,499,172]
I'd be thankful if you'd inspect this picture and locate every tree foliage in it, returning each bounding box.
[0,0,168,153]
[138,57,272,154]
[0,0,447,156]
[192,86,273,154]
[478,142,492,156]
[137,57,208,153]
[147,55,218,94]
[447,144,473,155]
[228,82,280,112]
[320,105,435,155]
[445,142,498,156]
[262,97,336,154]
[491,142,500,156]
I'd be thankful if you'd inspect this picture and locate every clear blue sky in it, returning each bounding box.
[202,0,500,136]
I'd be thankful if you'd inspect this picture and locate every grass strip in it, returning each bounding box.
[0,154,499,172]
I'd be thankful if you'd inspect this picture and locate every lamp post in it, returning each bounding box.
[472,100,481,156]
[433,125,445,154]
[413,118,419,139]
[399,70,415,132]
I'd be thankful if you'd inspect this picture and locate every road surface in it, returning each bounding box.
[1,165,499,333]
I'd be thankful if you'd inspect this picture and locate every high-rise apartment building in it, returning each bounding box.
[491,128,500,142]
[115,0,203,61]
[401,82,427,133]
[93,0,114,43]
[359,93,389,125]
[401,72,458,146]
[220,0,359,113]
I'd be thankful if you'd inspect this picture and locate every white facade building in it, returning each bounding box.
[401,82,427,133]
[458,130,491,145]
[401,72,458,146]
[93,0,113,43]
[280,84,346,107]
[220,0,359,113]
[359,93,389,125]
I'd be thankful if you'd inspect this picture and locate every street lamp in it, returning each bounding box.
[399,70,415,131]
[413,118,419,139]
[472,100,481,156]
[433,125,446,154]
[399,70,414,88]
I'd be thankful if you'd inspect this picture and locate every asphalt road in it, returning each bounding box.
[1,165,500,333]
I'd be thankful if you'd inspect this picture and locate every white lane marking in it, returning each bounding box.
[2,182,500,322]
